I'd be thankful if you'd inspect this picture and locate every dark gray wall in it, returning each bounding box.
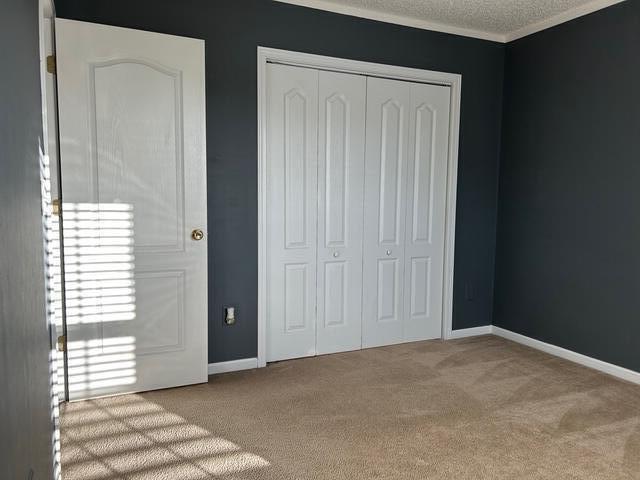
[494,1,640,371]
[0,0,54,479]
[55,0,505,363]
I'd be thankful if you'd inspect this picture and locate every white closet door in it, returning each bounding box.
[362,77,411,348]
[403,83,451,341]
[316,71,366,355]
[266,64,319,362]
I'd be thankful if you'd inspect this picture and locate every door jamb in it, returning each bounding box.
[257,46,462,368]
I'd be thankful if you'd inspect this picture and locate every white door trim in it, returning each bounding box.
[257,46,462,368]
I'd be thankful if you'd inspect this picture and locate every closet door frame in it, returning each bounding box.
[257,47,462,368]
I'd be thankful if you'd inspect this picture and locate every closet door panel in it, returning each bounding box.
[362,77,411,348]
[403,83,450,341]
[316,70,366,355]
[266,64,319,362]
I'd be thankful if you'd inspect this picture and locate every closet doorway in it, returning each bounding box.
[258,48,461,365]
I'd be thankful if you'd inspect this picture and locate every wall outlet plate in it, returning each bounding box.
[224,306,237,325]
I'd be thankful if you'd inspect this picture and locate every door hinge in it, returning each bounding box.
[57,335,67,353]
[46,55,56,75]
[52,198,61,216]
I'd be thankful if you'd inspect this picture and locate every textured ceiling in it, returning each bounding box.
[279,0,621,40]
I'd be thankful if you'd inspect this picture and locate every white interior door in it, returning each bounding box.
[316,70,366,355]
[266,63,319,362]
[403,83,451,342]
[56,19,207,400]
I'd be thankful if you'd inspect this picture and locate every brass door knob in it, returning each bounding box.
[191,229,204,241]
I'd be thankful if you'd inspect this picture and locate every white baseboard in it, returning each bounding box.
[207,329,640,386]
[492,326,640,386]
[208,358,258,375]
[447,325,493,339]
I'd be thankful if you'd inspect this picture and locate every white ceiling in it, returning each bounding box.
[275,0,625,42]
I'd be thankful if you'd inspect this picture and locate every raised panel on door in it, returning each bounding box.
[56,19,207,400]
[403,83,451,341]
[266,64,319,362]
[94,59,184,253]
[362,77,411,348]
[102,270,185,355]
[316,70,366,355]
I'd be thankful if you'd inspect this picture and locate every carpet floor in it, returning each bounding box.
[60,335,640,479]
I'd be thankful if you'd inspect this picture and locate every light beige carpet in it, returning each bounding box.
[61,335,640,479]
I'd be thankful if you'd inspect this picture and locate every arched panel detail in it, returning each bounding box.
[325,93,350,248]
[378,99,404,245]
[284,88,308,248]
[412,103,437,244]
[88,58,185,253]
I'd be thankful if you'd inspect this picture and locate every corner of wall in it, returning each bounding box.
[488,42,509,328]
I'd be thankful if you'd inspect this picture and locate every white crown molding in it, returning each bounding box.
[505,0,627,42]
[273,0,507,42]
[493,327,640,386]
[275,0,627,44]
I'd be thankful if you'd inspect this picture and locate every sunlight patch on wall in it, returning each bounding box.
[40,145,63,480]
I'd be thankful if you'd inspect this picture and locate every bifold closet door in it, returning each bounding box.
[403,82,450,342]
[266,64,452,361]
[362,77,411,348]
[266,64,319,362]
[362,77,451,348]
[316,71,366,355]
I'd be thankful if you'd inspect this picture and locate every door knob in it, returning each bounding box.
[191,229,205,241]
[386,250,392,256]
[333,251,340,258]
